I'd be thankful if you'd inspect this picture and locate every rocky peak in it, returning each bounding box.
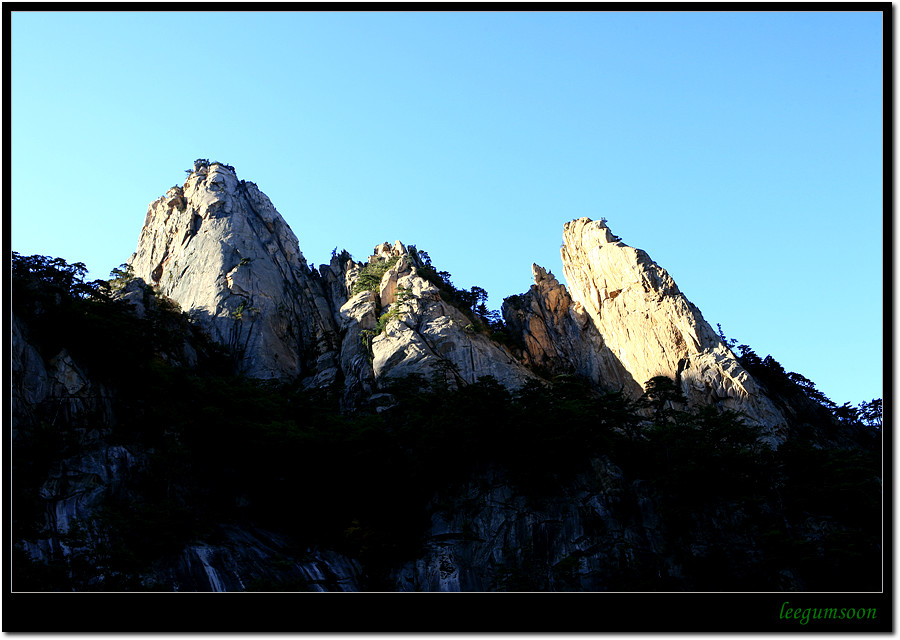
[560,217,787,441]
[125,163,790,439]
[335,242,538,403]
[127,160,339,382]
[371,240,408,262]
[502,264,642,396]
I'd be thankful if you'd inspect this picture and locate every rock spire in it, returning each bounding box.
[127,163,789,439]
[127,160,340,382]
[560,217,787,439]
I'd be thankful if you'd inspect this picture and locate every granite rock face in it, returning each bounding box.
[126,161,540,405]
[11,314,115,438]
[13,162,877,594]
[151,525,362,592]
[11,315,50,437]
[389,462,765,592]
[126,165,789,441]
[24,445,149,569]
[502,264,642,397]
[127,160,340,383]
[560,217,788,441]
[344,242,539,394]
[12,315,140,573]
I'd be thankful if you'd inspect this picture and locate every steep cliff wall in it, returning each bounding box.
[12,163,880,595]
[12,310,143,573]
[127,160,340,383]
[560,217,788,441]
[502,264,642,396]
[127,162,535,397]
[12,315,116,436]
[341,242,538,393]
[389,463,768,592]
[149,525,362,592]
[124,163,790,437]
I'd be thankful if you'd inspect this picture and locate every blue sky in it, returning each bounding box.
[10,10,883,406]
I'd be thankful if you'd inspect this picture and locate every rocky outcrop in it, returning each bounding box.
[22,445,149,569]
[11,315,50,437]
[389,462,766,591]
[560,217,787,441]
[127,160,340,383]
[150,525,362,592]
[12,161,879,596]
[12,313,143,573]
[341,242,539,394]
[123,163,785,438]
[502,264,642,396]
[125,162,535,396]
[11,314,115,437]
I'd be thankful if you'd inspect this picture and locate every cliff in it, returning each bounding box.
[127,160,537,407]
[128,160,340,383]
[123,163,794,440]
[558,217,789,443]
[11,161,881,595]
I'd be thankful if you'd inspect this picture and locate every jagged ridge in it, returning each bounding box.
[10,161,881,596]
[126,162,790,440]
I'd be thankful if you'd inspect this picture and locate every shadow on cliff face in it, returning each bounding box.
[11,253,882,593]
[13,352,882,591]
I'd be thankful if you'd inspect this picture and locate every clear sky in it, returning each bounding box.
[10,10,884,407]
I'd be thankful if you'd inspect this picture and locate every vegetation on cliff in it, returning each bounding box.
[11,253,882,592]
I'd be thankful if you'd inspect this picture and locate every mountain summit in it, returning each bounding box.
[12,160,880,597]
[559,217,787,440]
[128,159,340,381]
[127,161,787,439]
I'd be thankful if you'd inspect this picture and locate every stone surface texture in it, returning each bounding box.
[126,166,789,441]
[502,264,642,397]
[345,242,539,393]
[389,462,766,591]
[127,161,340,382]
[13,162,871,593]
[560,217,787,440]
[153,525,362,592]
[12,314,115,438]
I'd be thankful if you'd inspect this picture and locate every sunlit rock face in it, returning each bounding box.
[12,162,878,594]
[342,242,539,395]
[126,161,787,439]
[127,161,340,382]
[127,161,536,402]
[560,217,788,442]
[502,264,642,397]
